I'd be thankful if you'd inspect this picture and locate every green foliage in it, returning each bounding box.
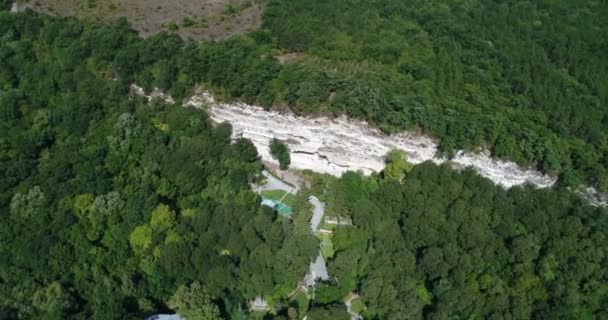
[306,304,349,320]
[182,16,195,28]
[169,282,221,320]
[31,282,74,319]
[270,138,291,170]
[0,12,313,318]
[129,225,153,253]
[2,5,608,320]
[223,4,238,16]
[3,1,608,190]
[223,1,252,16]
[10,186,46,220]
[349,298,365,314]
[261,189,297,207]
[319,233,334,259]
[167,20,178,31]
[262,0,608,190]
[150,204,176,231]
[321,163,608,319]
[0,0,11,11]
[383,149,413,181]
[314,281,350,305]
[294,290,309,315]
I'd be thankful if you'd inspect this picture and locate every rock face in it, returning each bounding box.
[576,187,608,208]
[130,84,175,104]
[10,1,25,13]
[187,92,557,189]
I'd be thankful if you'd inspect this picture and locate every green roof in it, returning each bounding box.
[261,197,293,216]
[275,203,293,216]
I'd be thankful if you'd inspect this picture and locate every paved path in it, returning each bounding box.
[308,196,325,232]
[257,170,329,288]
[305,254,330,287]
[256,164,359,317]
[305,196,329,288]
[258,170,297,194]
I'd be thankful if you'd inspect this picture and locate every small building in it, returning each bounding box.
[260,197,293,217]
[261,198,277,208]
[319,228,333,235]
[249,296,270,311]
[275,202,293,216]
[325,216,352,226]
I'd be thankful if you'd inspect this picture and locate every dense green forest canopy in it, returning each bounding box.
[2,3,608,320]
[4,0,608,190]
[262,0,608,190]
[269,138,290,170]
[312,164,608,319]
[0,10,317,319]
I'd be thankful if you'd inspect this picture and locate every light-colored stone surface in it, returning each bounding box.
[308,196,324,232]
[10,1,25,12]
[304,253,330,287]
[132,86,606,207]
[131,84,175,104]
[257,170,297,194]
[187,92,557,189]
[575,187,608,208]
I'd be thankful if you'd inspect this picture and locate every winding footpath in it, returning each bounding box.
[257,171,298,194]
[257,171,330,287]
[305,195,330,287]
[308,196,325,233]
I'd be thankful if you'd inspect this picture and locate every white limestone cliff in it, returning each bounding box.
[186,92,557,189]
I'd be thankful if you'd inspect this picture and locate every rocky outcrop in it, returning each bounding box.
[186,92,556,189]
[131,86,606,207]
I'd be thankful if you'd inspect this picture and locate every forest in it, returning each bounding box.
[0,10,317,319]
[4,0,607,191]
[263,0,608,190]
[1,1,608,319]
[310,160,608,319]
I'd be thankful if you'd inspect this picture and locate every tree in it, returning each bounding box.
[0,13,314,319]
[383,149,412,181]
[0,0,11,11]
[168,282,221,320]
[306,304,349,320]
[10,186,46,220]
[270,138,291,170]
[234,138,259,163]
[31,282,74,319]
[167,21,179,31]
[3,6,608,320]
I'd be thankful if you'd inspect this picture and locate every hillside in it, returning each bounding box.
[11,0,262,40]
[7,0,608,190]
[1,2,608,319]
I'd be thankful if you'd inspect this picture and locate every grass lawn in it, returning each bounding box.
[319,233,335,259]
[295,290,310,314]
[261,189,297,208]
[250,310,269,319]
[350,297,365,314]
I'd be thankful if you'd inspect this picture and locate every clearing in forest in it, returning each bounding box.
[15,0,262,40]
[261,189,297,208]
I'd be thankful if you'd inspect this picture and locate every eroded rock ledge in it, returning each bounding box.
[131,84,608,207]
[185,91,557,189]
